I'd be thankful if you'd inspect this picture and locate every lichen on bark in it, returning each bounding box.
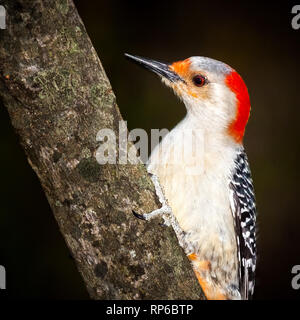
[0,0,204,299]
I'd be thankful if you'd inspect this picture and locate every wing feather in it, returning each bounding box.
[229,148,257,300]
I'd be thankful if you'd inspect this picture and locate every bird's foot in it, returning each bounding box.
[132,173,173,225]
[132,172,189,249]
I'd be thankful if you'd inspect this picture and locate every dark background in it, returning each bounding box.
[0,0,299,299]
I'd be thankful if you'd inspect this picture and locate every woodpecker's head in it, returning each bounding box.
[125,53,251,143]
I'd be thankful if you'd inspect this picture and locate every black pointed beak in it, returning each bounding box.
[125,53,184,83]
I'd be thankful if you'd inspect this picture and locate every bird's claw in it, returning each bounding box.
[131,173,189,251]
[132,210,147,221]
[132,210,169,227]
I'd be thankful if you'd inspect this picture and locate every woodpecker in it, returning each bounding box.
[125,53,257,300]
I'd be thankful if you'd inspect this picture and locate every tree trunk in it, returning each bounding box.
[0,0,203,299]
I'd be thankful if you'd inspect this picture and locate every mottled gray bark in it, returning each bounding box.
[0,0,204,299]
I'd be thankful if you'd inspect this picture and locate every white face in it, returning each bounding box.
[165,57,238,133]
[126,53,250,143]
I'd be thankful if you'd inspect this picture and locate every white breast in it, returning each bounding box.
[147,115,238,255]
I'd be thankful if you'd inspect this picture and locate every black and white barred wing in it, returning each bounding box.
[229,148,257,300]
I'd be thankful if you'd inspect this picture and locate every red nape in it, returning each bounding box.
[225,71,251,143]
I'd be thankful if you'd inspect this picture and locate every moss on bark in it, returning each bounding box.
[0,0,204,299]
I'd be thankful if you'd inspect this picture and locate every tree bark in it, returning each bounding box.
[0,0,203,299]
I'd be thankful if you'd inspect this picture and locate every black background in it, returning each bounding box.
[0,0,300,299]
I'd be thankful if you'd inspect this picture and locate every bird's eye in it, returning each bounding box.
[192,75,207,87]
